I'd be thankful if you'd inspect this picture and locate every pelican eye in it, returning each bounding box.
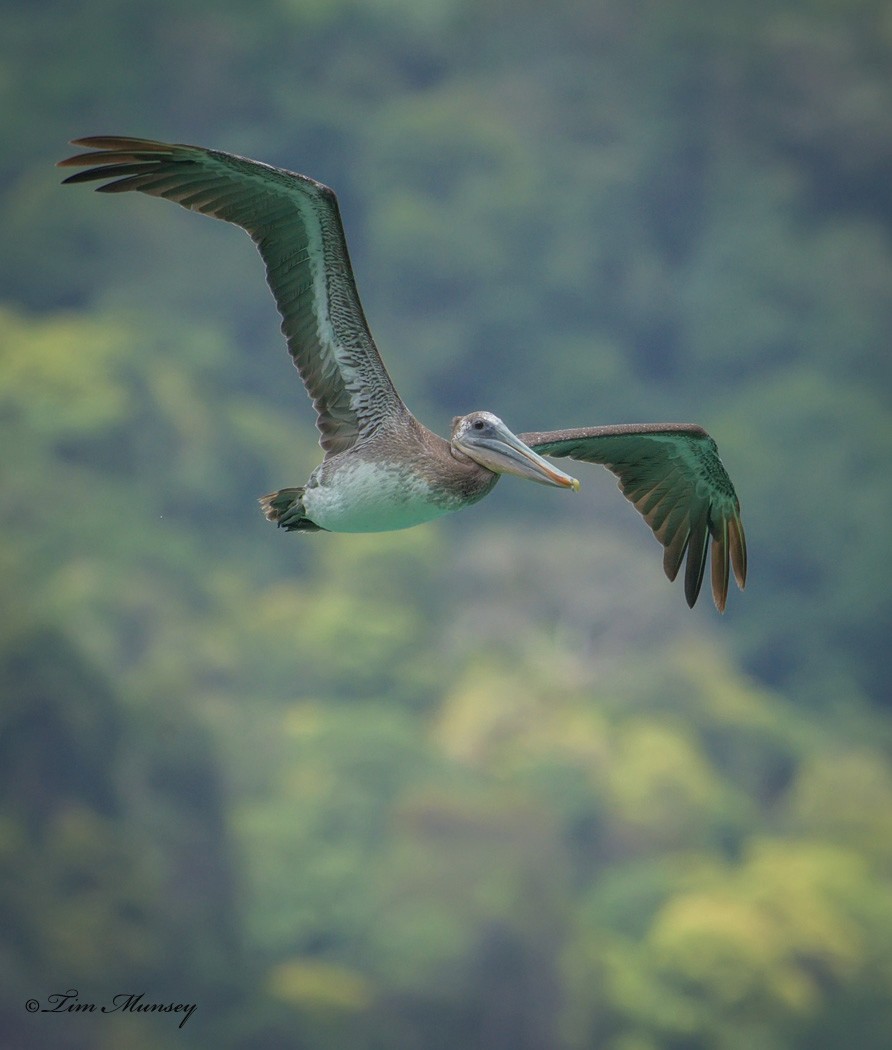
[472,419,485,431]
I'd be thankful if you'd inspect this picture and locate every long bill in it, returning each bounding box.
[457,422,580,490]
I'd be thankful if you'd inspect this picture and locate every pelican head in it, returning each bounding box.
[451,411,580,490]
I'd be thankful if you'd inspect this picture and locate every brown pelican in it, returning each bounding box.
[59,137,747,611]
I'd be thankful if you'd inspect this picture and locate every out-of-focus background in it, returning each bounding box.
[3,1,892,1047]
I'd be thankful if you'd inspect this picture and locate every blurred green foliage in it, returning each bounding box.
[2,0,892,1047]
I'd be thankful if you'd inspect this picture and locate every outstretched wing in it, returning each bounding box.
[519,423,747,611]
[59,136,407,456]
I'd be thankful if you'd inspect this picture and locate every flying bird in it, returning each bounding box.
[59,136,746,610]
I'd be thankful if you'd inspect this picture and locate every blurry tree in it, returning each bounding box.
[3,0,892,1047]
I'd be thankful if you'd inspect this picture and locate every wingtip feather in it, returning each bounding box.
[69,135,171,151]
[710,522,730,613]
[662,524,690,583]
[729,515,747,590]
[684,518,709,608]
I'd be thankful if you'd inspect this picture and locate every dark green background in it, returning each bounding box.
[3,1,891,1047]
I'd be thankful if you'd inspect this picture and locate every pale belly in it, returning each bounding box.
[302,460,457,533]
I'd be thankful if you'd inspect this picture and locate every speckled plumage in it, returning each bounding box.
[301,421,499,532]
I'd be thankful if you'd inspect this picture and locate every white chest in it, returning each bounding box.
[302,459,455,533]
